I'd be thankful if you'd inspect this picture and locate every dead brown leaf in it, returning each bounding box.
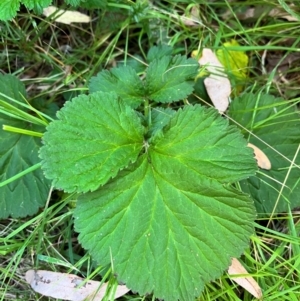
[228,258,263,299]
[235,5,299,22]
[26,270,130,301]
[198,49,231,113]
[43,6,91,24]
[248,143,271,170]
[180,5,202,26]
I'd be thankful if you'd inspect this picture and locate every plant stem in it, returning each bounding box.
[144,98,151,128]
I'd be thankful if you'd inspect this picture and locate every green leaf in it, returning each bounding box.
[0,123,50,218]
[67,0,107,7]
[89,66,145,109]
[145,55,199,103]
[117,55,146,73]
[78,0,107,9]
[146,44,173,63]
[65,0,81,6]
[151,105,257,182]
[40,92,145,193]
[0,0,20,21]
[89,48,199,107]
[75,104,256,301]
[228,93,300,214]
[147,107,175,137]
[22,0,52,13]
[0,75,51,218]
[0,74,27,107]
[0,74,50,126]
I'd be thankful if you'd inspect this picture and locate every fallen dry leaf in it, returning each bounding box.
[248,143,271,170]
[265,52,300,84]
[198,48,231,113]
[235,5,299,22]
[180,5,202,26]
[26,270,130,301]
[43,6,91,24]
[269,7,299,22]
[228,258,263,299]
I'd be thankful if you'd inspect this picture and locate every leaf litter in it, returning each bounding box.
[197,48,231,113]
[26,270,129,301]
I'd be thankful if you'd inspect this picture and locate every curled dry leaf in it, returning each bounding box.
[43,6,91,24]
[25,270,130,301]
[248,143,271,170]
[198,48,231,113]
[228,258,263,299]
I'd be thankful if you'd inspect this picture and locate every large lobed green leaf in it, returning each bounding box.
[146,44,173,62]
[0,121,50,218]
[22,0,52,13]
[147,107,175,137]
[89,66,145,109]
[0,0,20,21]
[40,92,145,193]
[89,47,199,107]
[229,93,300,214]
[74,105,257,301]
[77,0,107,9]
[66,0,108,7]
[150,105,256,182]
[0,74,51,218]
[145,55,199,103]
[0,0,105,21]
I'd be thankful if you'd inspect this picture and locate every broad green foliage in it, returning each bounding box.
[147,44,173,62]
[89,67,145,108]
[0,0,50,20]
[0,75,51,218]
[145,55,199,102]
[74,105,256,301]
[0,0,106,21]
[40,92,145,193]
[147,107,175,137]
[79,0,107,9]
[149,106,256,182]
[41,48,258,300]
[229,93,300,214]
[22,0,52,12]
[0,0,20,21]
[89,46,199,108]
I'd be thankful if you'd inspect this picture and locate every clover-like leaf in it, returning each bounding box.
[229,93,300,214]
[75,105,257,301]
[89,66,145,108]
[145,55,199,103]
[40,92,145,193]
